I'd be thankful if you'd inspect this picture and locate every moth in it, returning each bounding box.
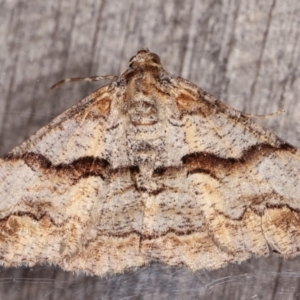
[1,49,300,276]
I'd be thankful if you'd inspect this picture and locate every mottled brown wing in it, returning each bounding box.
[8,85,116,163]
[0,84,148,275]
[141,77,300,271]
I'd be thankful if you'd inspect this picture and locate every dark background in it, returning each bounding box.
[0,1,300,299]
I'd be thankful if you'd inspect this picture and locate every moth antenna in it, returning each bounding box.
[243,109,285,119]
[50,75,118,90]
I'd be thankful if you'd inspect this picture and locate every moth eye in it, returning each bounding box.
[129,62,136,69]
[150,53,161,64]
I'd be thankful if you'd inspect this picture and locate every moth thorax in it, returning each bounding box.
[127,98,159,126]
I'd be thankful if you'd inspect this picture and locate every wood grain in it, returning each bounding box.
[0,0,300,299]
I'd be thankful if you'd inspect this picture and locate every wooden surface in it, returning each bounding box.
[0,0,300,299]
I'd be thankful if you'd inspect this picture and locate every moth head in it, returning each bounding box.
[128,49,161,69]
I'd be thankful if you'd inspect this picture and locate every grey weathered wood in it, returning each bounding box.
[0,0,300,299]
